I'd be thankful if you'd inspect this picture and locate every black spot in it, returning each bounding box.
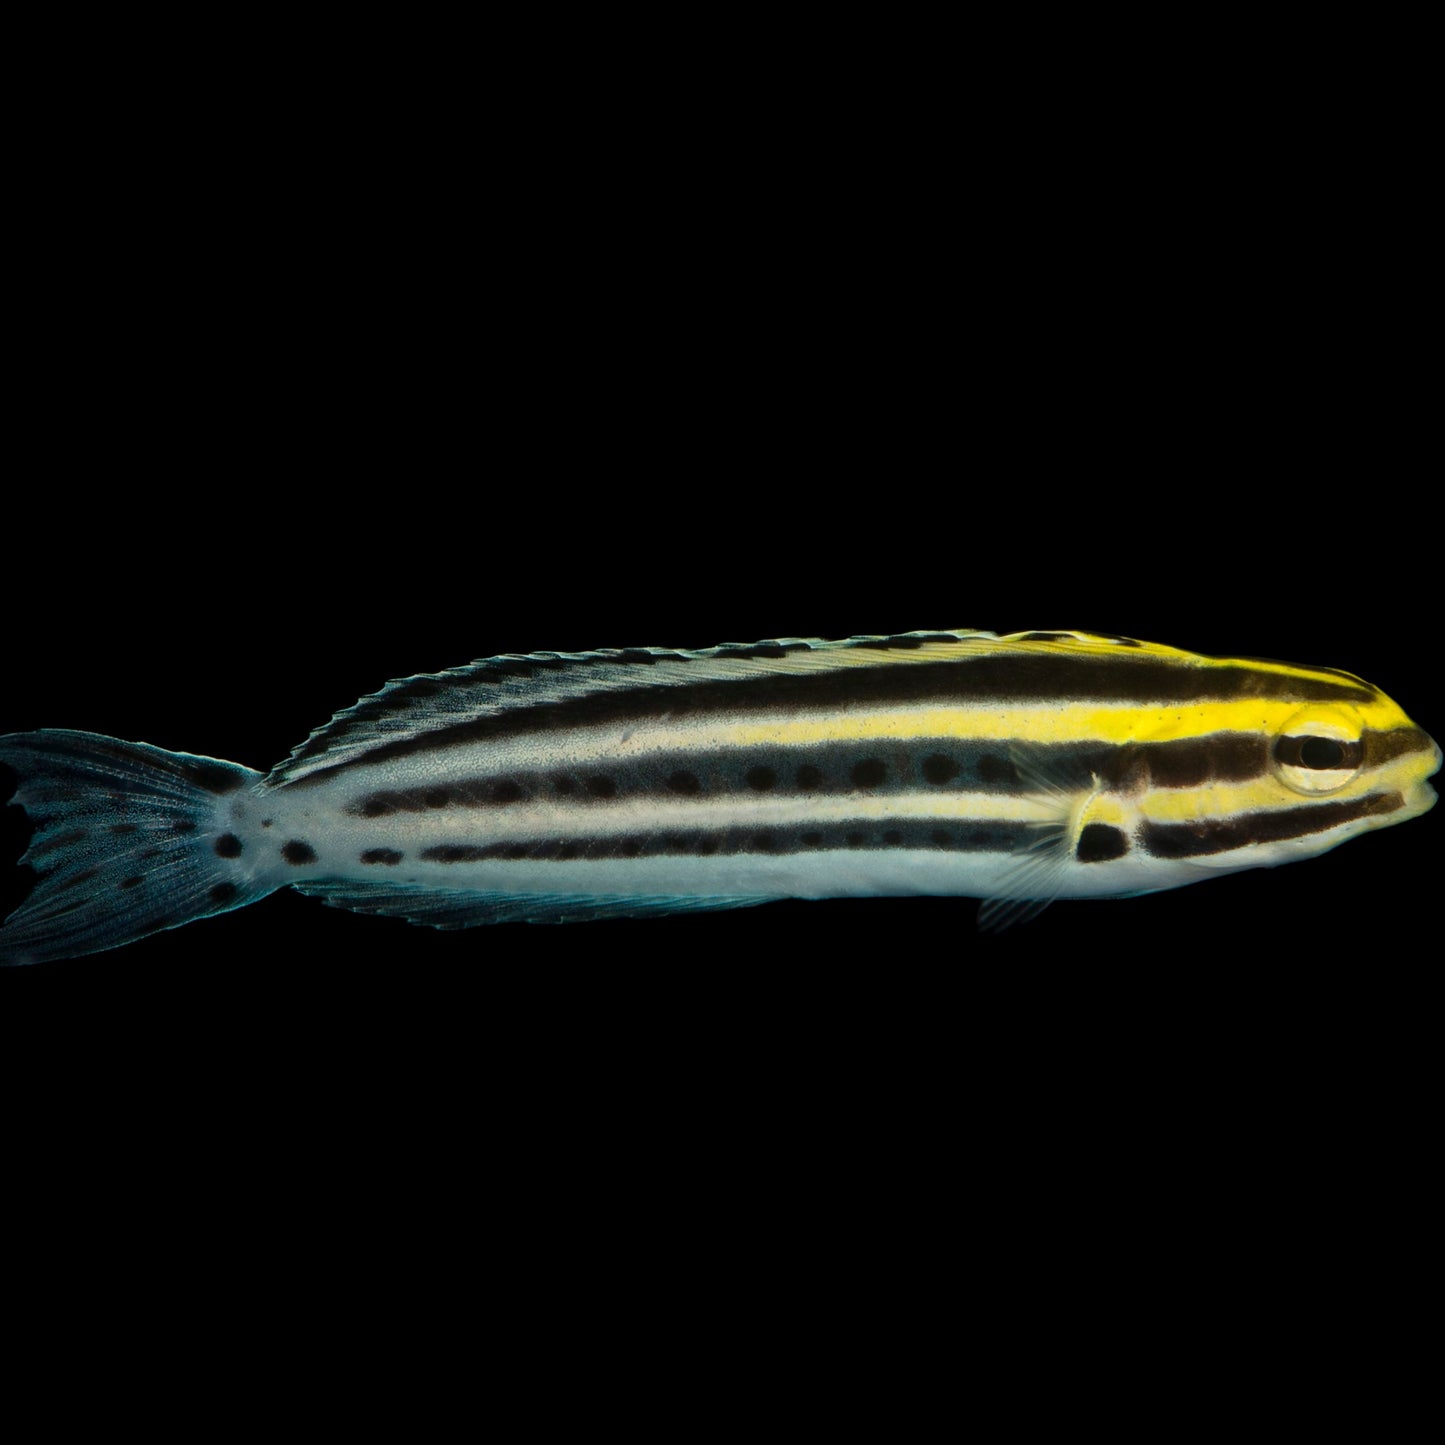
[423,845,484,863]
[931,829,951,847]
[183,761,243,795]
[553,776,576,795]
[1019,631,1072,643]
[586,776,617,799]
[424,789,450,808]
[696,836,718,855]
[921,754,959,785]
[52,867,100,892]
[261,819,273,828]
[29,827,85,859]
[214,833,243,858]
[724,643,788,660]
[665,834,688,852]
[506,844,530,860]
[282,841,317,865]
[745,766,777,791]
[171,820,197,834]
[752,832,779,852]
[555,843,579,861]
[883,830,903,846]
[618,648,661,665]
[796,764,823,791]
[121,876,144,889]
[846,831,866,849]
[361,848,403,866]
[621,839,642,857]
[801,831,824,847]
[110,823,138,835]
[852,758,887,788]
[361,800,393,818]
[491,780,524,804]
[977,755,1015,784]
[667,770,701,794]
[1145,735,1267,788]
[880,635,924,649]
[210,882,238,905]
[1077,823,1130,863]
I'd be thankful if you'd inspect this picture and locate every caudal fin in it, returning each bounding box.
[0,730,274,965]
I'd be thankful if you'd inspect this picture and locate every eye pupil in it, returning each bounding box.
[1298,736,1346,769]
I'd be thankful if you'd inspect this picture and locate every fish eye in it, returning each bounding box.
[1271,711,1363,795]
[1299,737,1345,769]
[1275,735,1350,770]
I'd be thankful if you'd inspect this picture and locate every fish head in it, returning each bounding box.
[1123,667,1438,880]
[1214,682,1436,870]
[1268,685,1436,812]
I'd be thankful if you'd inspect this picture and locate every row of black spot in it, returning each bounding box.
[211,833,317,866]
[384,821,1132,864]
[350,752,1015,816]
[93,817,1138,916]
[192,823,1040,872]
[415,820,1036,862]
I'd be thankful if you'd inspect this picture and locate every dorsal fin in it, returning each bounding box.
[268,630,996,784]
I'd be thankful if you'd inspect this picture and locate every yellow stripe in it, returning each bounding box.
[720,697,1401,749]
[1141,777,1311,823]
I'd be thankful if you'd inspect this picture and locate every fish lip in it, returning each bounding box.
[1414,734,1440,814]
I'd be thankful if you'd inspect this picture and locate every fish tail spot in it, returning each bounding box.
[0,730,277,965]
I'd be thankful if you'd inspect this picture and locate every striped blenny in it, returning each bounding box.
[0,628,1437,962]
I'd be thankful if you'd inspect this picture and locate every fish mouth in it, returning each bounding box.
[1410,733,1442,815]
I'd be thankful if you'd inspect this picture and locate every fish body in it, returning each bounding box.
[0,628,1438,962]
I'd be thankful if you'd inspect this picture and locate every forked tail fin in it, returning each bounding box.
[0,730,275,965]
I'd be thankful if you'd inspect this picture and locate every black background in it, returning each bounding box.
[1,86,1437,1291]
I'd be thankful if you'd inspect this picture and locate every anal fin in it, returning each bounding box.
[294,880,773,929]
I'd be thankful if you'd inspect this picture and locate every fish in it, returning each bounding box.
[0,628,1438,963]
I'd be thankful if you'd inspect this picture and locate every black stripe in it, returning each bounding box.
[344,732,1287,816]
[279,646,813,776]
[294,653,1371,786]
[418,818,1037,863]
[1141,791,1403,860]
[1364,726,1435,768]
[1135,735,1267,788]
[28,827,87,859]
